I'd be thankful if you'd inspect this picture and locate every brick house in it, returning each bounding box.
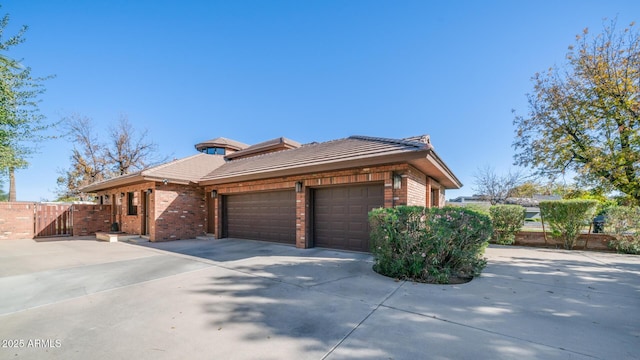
[82,134,462,252]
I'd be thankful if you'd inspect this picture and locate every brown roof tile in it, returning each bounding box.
[82,134,462,192]
[82,153,226,192]
[200,135,437,184]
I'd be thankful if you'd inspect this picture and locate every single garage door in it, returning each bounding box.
[314,184,384,252]
[223,190,296,244]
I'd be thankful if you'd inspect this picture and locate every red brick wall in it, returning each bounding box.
[406,166,427,206]
[515,231,613,251]
[0,202,35,240]
[71,204,112,236]
[154,184,206,241]
[105,183,156,236]
[0,202,112,239]
[206,163,439,247]
[94,181,207,241]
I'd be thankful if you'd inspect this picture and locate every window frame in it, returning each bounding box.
[127,192,137,215]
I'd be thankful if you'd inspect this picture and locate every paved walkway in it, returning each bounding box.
[0,237,638,359]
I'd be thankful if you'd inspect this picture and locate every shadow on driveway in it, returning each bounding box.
[131,238,640,359]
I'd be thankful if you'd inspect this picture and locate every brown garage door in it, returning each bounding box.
[313,184,384,252]
[223,190,296,244]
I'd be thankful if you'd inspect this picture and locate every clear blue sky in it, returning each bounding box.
[2,0,639,201]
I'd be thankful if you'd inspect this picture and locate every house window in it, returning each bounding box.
[203,147,226,155]
[430,188,439,208]
[127,192,137,215]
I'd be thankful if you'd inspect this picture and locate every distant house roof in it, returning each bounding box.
[200,135,462,189]
[224,137,301,160]
[533,194,562,201]
[194,137,249,152]
[448,195,488,203]
[82,153,226,192]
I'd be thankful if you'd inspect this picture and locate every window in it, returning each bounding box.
[127,192,137,215]
[203,147,226,155]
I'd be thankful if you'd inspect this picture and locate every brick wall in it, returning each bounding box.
[406,166,427,206]
[97,183,155,237]
[154,183,206,241]
[206,163,440,247]
[515,231,613,251]
[0,202,35,240]
[71,204,112,236]
[93,181,207,242]
[0,202,112,240]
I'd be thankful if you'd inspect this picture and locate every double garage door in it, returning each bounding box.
[223,184,384,252]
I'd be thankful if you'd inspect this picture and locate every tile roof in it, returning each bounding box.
[82,134,462,192]
[81,153,226,192]
[143,153,226,182]
[200,135,436,184]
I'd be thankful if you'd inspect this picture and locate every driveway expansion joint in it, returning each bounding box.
[321,279,406,360]
[378,302,602,359]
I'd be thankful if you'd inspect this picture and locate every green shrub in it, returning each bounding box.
[489,205,525,245]
[369,206,492,284]
[462,203,491,215]
[539,200,598,250]
[605,206,640,255]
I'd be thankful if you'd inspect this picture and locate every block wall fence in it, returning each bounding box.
[0,202,111,240]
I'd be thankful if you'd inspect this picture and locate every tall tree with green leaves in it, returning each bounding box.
[513,20,640,204]
[0,10,52,201]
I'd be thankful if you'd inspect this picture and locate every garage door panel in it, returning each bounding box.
[224,191,296,244]
[314,184,384,252]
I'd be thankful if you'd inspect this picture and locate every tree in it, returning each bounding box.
[57,114,166,200]
[473,166,526,205]
[105,116,159,176]
[513,20,640,204]
[0,11,53,201]
[0,181,7,201]
[510,181,544,198]
[56,114,107,200]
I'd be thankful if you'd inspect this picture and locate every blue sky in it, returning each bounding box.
[2,0,639,201]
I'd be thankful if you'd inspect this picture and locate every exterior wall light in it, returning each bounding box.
[393,173,402,190]
[162,179,168,185]
[211,190,218,198]
[295,181,303,193]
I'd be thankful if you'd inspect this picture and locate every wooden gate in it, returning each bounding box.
[35,204,73,237]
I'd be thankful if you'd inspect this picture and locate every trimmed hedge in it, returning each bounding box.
[489,205,525,245]
[605,206,640,254]
[539,200,598,250]
[369,206,492,284]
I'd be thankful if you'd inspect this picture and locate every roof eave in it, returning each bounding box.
[81,175,193,193]
[408,150,463,189]
[81,174,147,193]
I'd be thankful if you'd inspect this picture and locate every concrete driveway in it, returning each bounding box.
[0,237,638,360]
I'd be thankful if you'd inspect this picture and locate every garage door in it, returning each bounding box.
[313,184,384,252]
[223,190,296,244]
